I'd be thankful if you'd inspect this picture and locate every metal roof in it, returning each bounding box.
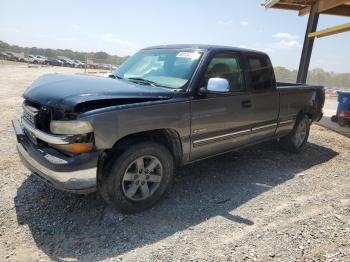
[263,0,350,83]
[263,0,350,17]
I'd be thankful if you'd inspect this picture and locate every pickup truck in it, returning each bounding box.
[12,45,325,213]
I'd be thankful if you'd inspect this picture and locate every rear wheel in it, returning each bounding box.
[279,115,310,153]
[338,118,346,127]
[99,142,174,213]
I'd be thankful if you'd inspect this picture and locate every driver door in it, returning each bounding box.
[190,52,253,161]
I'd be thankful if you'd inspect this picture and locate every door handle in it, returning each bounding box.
[241,100,252,108]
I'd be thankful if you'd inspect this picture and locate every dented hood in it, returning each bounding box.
[23,73,174,111]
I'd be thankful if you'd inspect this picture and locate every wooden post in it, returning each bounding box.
[297,3,319,83]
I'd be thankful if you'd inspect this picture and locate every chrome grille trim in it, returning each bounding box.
[22,103,38,126]
[21,118,73,145]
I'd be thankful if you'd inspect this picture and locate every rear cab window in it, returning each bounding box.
[246,54,276,91]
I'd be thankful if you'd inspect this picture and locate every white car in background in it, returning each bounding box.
[29,55,47,64]
[24,56,34,63]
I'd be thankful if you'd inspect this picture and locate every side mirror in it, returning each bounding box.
[200,78,230,94]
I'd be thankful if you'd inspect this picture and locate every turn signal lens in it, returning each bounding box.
[69,143,93,153]
[53,143,93,153]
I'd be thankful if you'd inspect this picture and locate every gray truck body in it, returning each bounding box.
[13,45,325,193]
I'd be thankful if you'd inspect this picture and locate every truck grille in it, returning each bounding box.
[22,101,52,132]
[22,103,38,126]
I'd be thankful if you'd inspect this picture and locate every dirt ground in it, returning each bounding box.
[0,63,349,262]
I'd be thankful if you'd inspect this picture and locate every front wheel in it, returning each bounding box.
[99,142,174,214]
[279,115,310,153]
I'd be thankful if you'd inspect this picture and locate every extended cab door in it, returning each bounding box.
[244,54,279,142]
[190,52,254,161]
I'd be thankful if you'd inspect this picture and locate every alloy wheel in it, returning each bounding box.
[121,155,163,201]
[294,119,307,147]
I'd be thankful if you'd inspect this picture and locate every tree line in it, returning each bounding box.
[275,67,350,89]
[0,40,128,65]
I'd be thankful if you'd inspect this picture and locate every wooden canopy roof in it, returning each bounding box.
[264,0,350,17]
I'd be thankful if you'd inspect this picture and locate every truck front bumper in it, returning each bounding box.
[13,120,98,194]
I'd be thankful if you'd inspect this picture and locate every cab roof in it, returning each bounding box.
[142,44,267,56]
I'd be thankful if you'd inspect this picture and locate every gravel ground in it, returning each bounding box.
[0,64,350,261]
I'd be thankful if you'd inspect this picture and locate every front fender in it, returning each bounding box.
[80,99,191,150]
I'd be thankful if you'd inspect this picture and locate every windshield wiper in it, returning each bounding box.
[108,74,123,79]
[126,77,159,87]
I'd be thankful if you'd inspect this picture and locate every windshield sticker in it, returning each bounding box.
[176,52,201,60]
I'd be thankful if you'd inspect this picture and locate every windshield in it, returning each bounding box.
[115,49,203,89]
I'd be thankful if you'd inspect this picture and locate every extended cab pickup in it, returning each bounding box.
[12,45,325,213]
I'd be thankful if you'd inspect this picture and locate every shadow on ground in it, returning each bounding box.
[14,142,337,261]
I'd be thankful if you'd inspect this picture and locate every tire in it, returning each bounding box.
[338,118,346,127]
[279,115,311,153]
[99,141,174,214]
[331,115,338,122]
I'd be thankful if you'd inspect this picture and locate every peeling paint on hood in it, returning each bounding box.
[23,73,174,111]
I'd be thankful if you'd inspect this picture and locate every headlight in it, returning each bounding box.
[50,120,93,135]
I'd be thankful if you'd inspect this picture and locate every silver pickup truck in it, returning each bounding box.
[12,45,325,213]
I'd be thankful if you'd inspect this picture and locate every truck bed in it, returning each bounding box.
[276,82,325,122]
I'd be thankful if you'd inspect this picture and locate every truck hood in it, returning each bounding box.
[23,73,174,112]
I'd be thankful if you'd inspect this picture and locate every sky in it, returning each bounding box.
[0,0,350,72]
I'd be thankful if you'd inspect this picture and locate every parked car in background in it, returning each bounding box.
[36,55,47,62]
[73,59,84,68]
[46,57,64,66]
[24,56,34,63]
[6,51,25,62]
[57,56,75,67]
[99,63,113,70]
[95,63,105,70]
[12,45,325,213]
[0,51,10,60]
[29,55,47,64]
